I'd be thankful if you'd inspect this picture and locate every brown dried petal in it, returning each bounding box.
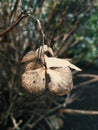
[36,45,54,57]
[21,51,36,63]
[47,67,73,96]
[45,56,81,71]
[22,68,46,94]
[25,60,44,71]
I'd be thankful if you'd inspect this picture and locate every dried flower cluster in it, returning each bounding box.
[21,45,81,96]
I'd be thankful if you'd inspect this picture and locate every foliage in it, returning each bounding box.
[68,2,98,64]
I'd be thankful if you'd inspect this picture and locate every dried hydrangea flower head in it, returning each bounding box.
[21,45,81,96]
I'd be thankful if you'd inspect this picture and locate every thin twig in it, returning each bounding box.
[60,108,98,115]
[22,94,71,129]
[0,11,28,37]
[28,14,47,66]
[76,78,98,88]
[36,19,45,46]
[4,103,13,126]
[10,0,20,19]
[11,113,22,130]
[75,73,98,87]
[78,74,98,78]
[55,0,95,56]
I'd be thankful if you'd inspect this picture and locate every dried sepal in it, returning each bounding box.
[21,51,36,63]
[45,56,81,71]
[25,59,44,71]
[22,68,46,94]
[36,45,54,57]
[47,67,73,96]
